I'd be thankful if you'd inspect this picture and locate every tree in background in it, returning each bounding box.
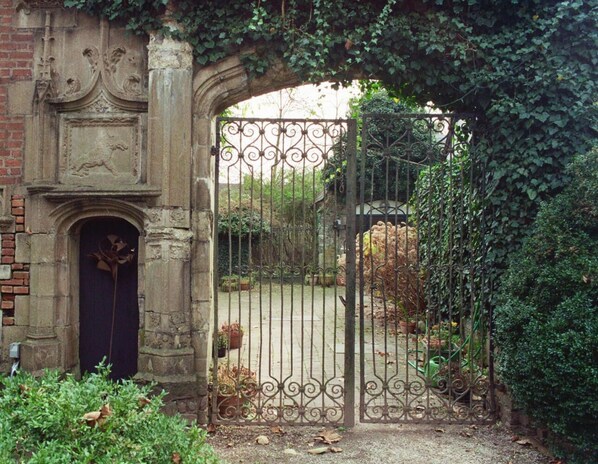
[324,86,436,203]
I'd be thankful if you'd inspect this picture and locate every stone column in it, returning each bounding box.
[191,109,216,423]
[137,227,194,385]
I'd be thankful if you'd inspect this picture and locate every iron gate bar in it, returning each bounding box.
[343,119,357,427]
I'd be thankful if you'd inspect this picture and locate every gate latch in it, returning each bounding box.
[333,219,346,231]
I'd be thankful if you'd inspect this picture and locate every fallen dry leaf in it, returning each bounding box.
[315,429,342,444]
[206,423,217,434]
[270,425,286,435]
[516,439,532,446]
[138,396,151,408]
[329,446,343,453]
[307,447,329,455]
[435,428,445,433]
[100,404,112,417]
[171,452,181,464]
[83,411,101,421]
[83,411,102,427]
[82,403,112,427]
[460,431,473,438]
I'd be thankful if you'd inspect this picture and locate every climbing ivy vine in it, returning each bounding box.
[63,0,597,274]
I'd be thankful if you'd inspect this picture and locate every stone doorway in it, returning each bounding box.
[79,218,139,380]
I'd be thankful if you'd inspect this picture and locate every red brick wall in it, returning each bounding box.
[0,0,34,184]
[1,194,29,326]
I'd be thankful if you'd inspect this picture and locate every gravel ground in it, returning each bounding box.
[207,422,553,464]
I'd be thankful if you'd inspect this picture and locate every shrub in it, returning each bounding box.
[494,148,598,463]
[356,221,425,320]
[0,365,220,464]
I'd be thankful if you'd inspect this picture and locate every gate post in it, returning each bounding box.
[344,120,357,427]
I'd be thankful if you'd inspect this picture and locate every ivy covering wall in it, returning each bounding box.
[64,0,596,275]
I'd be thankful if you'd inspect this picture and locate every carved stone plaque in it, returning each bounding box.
[59,113,141,185]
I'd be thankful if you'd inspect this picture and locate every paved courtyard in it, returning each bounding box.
[215,283,489,425]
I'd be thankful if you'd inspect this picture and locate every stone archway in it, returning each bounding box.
[190,54,355,422]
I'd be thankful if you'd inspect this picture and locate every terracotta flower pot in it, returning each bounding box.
[217,395,242,418]
[228,332,243,349]
[399,320,416,334]
[238,281,252,291]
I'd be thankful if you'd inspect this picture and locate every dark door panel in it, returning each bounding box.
[79,218,139,380]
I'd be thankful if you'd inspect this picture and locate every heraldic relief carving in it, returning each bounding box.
[29,11,148,188]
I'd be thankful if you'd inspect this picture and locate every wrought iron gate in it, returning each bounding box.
[212,114,494,426]
[357,113,494,423]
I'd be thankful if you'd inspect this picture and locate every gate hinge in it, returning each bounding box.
[210,146,218,157]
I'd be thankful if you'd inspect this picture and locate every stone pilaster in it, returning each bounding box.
[147,33,193,208]
[20,232,60,373]
[139,32,197,417]
[136,226,195,385]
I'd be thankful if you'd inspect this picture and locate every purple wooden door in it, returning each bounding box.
[79,218,139,380]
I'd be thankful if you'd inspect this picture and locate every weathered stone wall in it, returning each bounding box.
[0,1,304,422]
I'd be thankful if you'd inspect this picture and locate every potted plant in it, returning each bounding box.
[422,320,460,356]
[237,276,253,291]
[214,363,258,418]
[219,275,238,292]
[397,301,417,334]
[216,330,229,358]
[318,273,336,287]
[221,321,244,349]
[219,275,253,292]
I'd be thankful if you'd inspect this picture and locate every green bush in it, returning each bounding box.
[494,148,598,463]
[0,365,220,464]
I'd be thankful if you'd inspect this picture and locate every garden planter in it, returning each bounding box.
[318,274,335,287]
[399,320,416,334]
[228,332,243,349]
[217,347,227,358]
[305,275,318,286]
[217,395,243,418]
[220,282,237,292]
[238,281,252,291]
